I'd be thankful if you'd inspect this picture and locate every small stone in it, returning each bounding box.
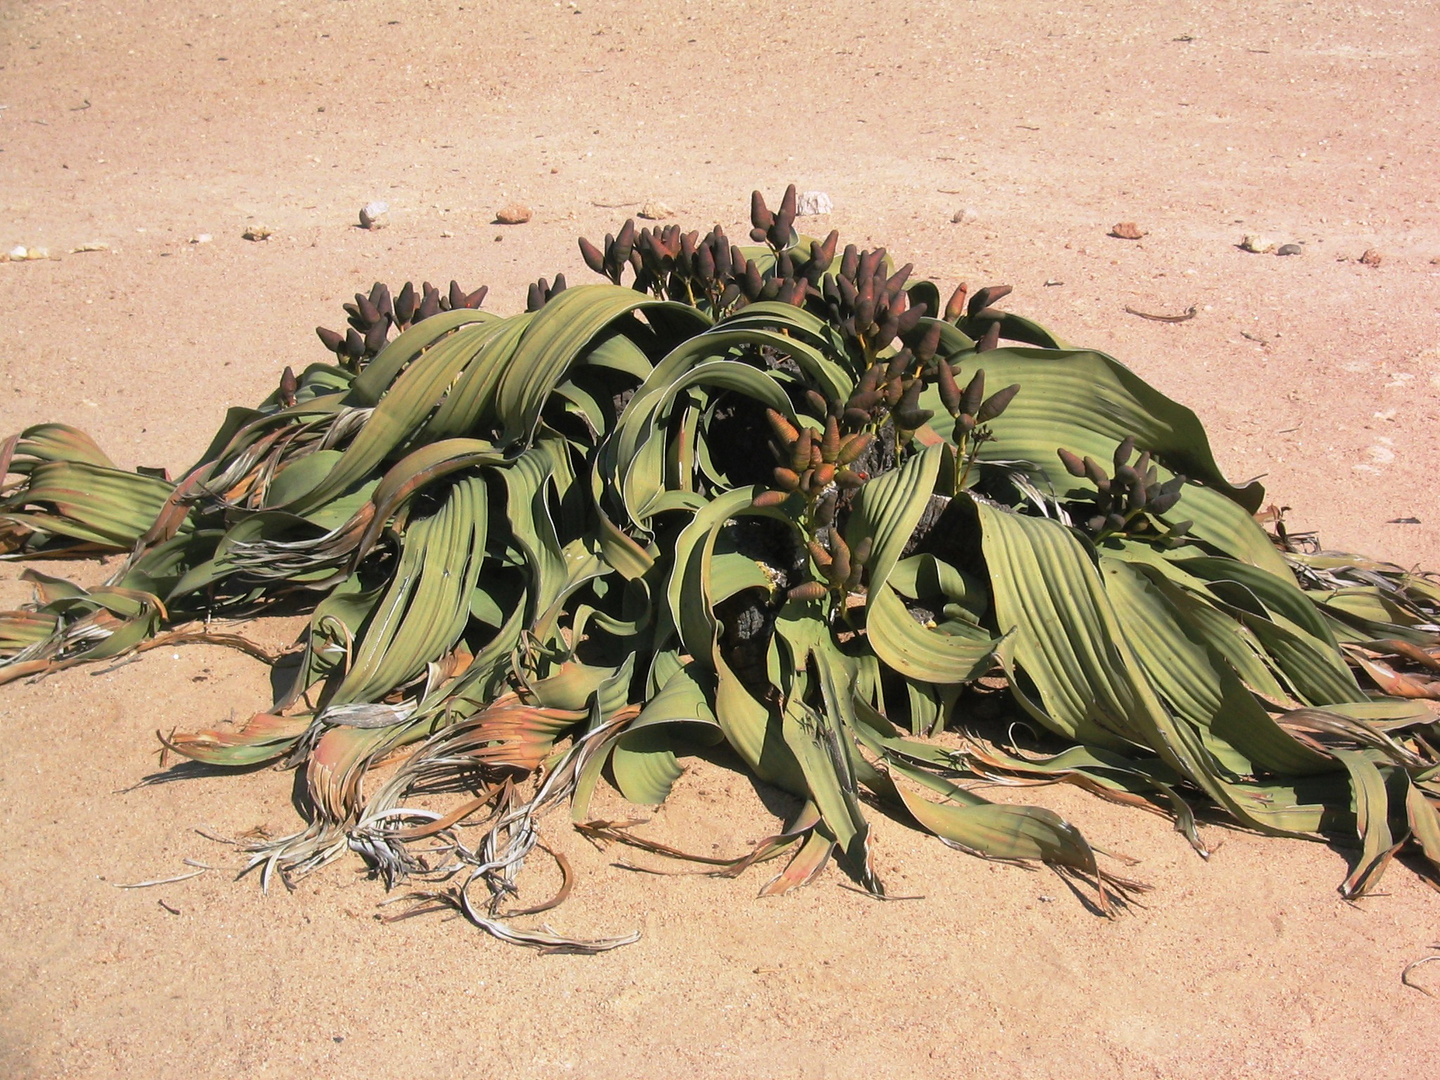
[795,190,833,216]
[494,202,532,225]
[439,230,454,238]
[951,207,979,224]
[638,201,676,221]
[358,201,390,230]
[1276,243,1303,256]
[191,233,212,245]
[24,247,50,260]
[6,245,28,260]
[70,241,109,253]
[1240,234,1274,254]
[1360,248,1382,267]
[242,225,273,242]
[1110,221,1145,240]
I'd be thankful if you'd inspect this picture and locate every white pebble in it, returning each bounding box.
[359,201,390,229]
[795,190,833,216]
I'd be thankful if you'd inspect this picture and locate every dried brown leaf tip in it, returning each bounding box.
[1109,222,1145,240]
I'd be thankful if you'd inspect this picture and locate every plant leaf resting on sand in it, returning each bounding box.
[3,188,1438,950]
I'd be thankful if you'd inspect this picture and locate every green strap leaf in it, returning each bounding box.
[977,500,1319,838]
[330,474,488,706]
[498,285,709,446]
[1100,557,1330,777]
[1332,749,1407,897]
[865,584,995,685]
[847,442,943,595]
[961,346,1261,510]
[349,308,496,406]
[774,638,878,892]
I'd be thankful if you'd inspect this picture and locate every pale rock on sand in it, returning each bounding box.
[795,190,833,216]
[359,201,390,229]
[495,203,533,225]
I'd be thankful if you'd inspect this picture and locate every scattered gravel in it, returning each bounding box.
[3,245,51,260]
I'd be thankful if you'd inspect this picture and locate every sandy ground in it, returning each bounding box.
[2,1,1439,1076]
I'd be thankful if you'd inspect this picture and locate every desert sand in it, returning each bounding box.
[1,1,1438,1076]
